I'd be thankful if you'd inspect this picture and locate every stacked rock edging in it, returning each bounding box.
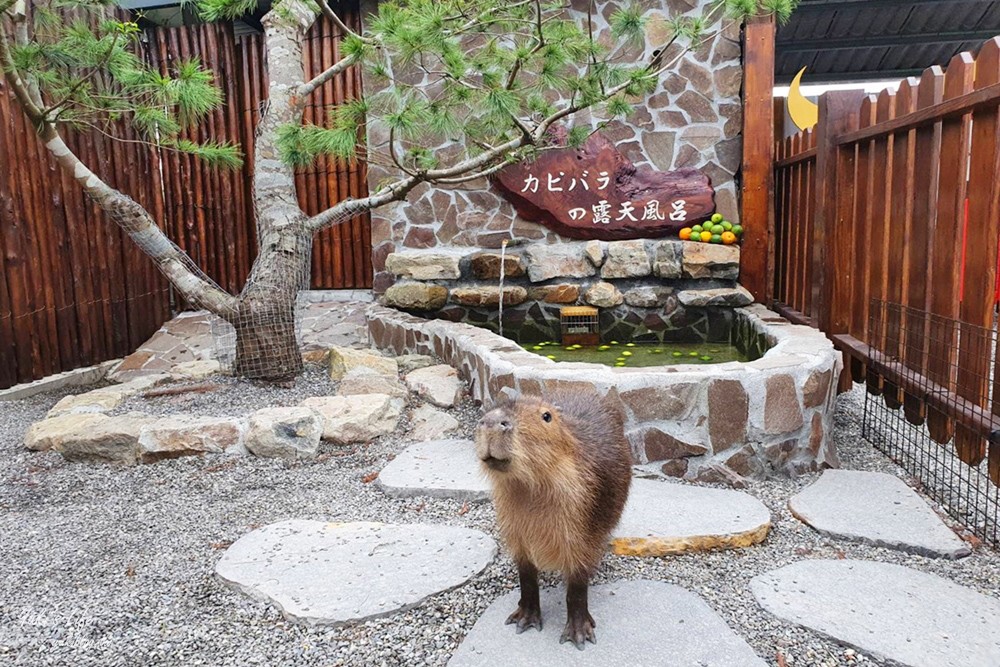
[367,302,841,485]
[378,241,750,344]
[24,344,465,465]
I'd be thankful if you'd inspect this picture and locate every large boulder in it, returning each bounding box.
[524,245,595,282]
[652,240,683,278]
[395,354,438,374]
[405,365,464,408]
[527,284,580,304]
[384,251,463,280]
[681,243,740,280]
[623,286,672,308]
[382,282,449,311]
[470,252,525,279]
[328,346,399,381]
[584,281,624,308]
[300,394,403,445]
[450,286,528,308]
[245,407,322,460]
[46,374,169,418]
[171,359,222,380]
[337,367,408,399]
[677,285,753,307]
[600,240,651,279]
[138,416,245,461]
[407,404,460,441]
[24,413,109,452]
[52,414,157,465]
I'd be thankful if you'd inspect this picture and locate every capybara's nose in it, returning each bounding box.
[479,410,512,431]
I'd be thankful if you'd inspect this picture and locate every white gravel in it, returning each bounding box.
[1,380,998,666]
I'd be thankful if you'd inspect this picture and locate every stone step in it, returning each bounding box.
[751,559,1000,667]
[610,478,771,556]
[788,469,970,559]
[215,520,496,627]
[448,579,766,666]
[377,439,490,501]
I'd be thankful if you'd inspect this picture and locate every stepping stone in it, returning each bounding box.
[610,478,771,556]
[788,470,970,559]
[448,579,766,666]
[216,520,496,627]
[751,560,1000,667]
[377,439,490,501]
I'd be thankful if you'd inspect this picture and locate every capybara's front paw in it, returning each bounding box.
[505,604,543,633]
[559,612,596,650]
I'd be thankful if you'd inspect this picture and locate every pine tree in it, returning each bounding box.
[0,0,797,382]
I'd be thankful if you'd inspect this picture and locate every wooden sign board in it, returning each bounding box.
[493,133,715,241]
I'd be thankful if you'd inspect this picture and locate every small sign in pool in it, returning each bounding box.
[524,341,746,367]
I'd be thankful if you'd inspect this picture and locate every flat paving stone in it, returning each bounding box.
[377,439,490,501]
[448,579,766,666]
[751,559,1000,667]
[216,519,496,627]
[610,478,771,556]
[788,469,970,559]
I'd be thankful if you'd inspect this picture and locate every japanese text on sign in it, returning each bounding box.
[522,171,687,225]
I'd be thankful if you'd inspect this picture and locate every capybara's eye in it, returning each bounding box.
[542,411,552,422]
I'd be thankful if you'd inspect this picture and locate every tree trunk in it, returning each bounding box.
[231,223,313,382]
[225,0,320,383]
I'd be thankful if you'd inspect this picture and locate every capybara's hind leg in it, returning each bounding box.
[560,572,596,650]
[506,559,543,633]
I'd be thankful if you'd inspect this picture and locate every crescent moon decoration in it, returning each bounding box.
[788,66,819,131]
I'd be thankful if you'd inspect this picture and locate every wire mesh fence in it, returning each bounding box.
[862,299,1000,547]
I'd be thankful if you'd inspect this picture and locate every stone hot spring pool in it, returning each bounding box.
[366,303,842,486]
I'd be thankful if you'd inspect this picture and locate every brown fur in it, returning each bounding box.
[475,391,632,576]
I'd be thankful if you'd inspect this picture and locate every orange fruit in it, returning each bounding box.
[679,227,692,240]
[700,231,712,242]
[721,231,736,245]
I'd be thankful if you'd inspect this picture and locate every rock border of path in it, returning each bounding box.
[216,520,497,628]
[23,347,457,464]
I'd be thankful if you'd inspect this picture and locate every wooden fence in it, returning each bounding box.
[772,39,1000,486]
[0,7,370,389]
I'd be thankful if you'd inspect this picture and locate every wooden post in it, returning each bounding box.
[740,15,776,304]
[815,90,866,391]
[815,91,866,331]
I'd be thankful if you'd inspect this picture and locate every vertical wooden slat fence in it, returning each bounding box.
[0,78,170,389]
[297,0,372,290]
[772,37,1000,488]
[0,7,370,390]
[772,129,816,321]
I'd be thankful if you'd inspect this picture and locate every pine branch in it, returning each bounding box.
[296,52,358,103]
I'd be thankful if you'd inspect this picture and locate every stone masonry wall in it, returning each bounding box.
[360,0,744,294]
[379,239,753,343]
[366,303,842,486]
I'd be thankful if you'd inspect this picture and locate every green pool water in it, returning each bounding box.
[522,341,747,367]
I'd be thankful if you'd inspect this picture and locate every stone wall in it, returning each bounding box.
[366,303,842,486]
[380,239,752,343]
[361,0,744,294]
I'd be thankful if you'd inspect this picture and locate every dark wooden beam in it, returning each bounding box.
[794,0,993,10]
[775,68,925,85]
[778,30,998,52]
[740,15,776,304]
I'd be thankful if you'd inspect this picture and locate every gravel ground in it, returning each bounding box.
[109,366,341,418]
[2,378,999,667]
